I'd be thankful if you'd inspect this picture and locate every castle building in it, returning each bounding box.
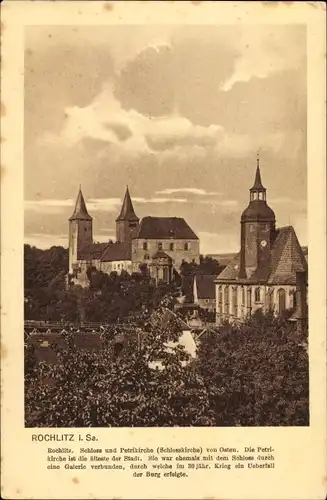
[215,158,308,324]
[68,186,199,287]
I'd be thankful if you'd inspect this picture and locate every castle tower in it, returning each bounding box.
[116,186,139,242]
[69,187,93,273]
[239,155,276,280]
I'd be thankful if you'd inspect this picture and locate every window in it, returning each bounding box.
[117,264,120,269]
[247,288,252,308]
[144,253,149,260]
[184,242,189,251]
[255,287,261,302]
[232,287,238,317]
[241,286,245,306]
[129,222,137,228]
[169,243,174,251]
[158,242,163,250]
[218,286,223,314]
[143,242,148,250]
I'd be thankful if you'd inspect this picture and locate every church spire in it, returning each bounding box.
[116,186,139,222]
[249,152,266,201]
[69,187,92,221]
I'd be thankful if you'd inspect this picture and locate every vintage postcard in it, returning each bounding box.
[1,1,326,499]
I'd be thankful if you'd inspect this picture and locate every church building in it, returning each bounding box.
[68,186,199,287]
[215,158,308,324]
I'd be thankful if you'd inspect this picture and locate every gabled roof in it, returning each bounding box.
[69,188,92,221]
[116,187,139,222]
[194,274,216,299]
[151,250,172,261]
[216,253,241,281]
[137,216,198,240]
[78,243,109,261]
[216,226,307,286]
[268,226,307,284]
[100,241,131,262]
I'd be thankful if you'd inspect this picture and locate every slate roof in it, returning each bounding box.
[241,200,275,222]
[216,226,307,286]
[137,216,198,240]
[69,188,92,221]
[116,187,139,222]
[100,242,131,262]
[79,243,109,261]
[194,274,216,299]
[250,164,266,192]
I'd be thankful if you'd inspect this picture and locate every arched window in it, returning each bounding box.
[241,286,245,305]
[169,243,174,251]
[158,242,163,250]
[218,286,223,314]
[255,287,261,302]
[277,288,286,314]
[232,287,238,317]
[247,288,252,308]
[143,241,148,250]
[224,286,229,314]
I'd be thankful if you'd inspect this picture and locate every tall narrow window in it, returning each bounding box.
[255,287,261,302]
[184,242,189,251]
[247,288,252,308]
[169,243,174,251]
[232,287,238,317]
[218,286,223,314]
[158,242,163,250]
[241,286,245,306]
[143,241,148,250]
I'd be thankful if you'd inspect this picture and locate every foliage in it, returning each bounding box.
[25,307,308,427]
[180,255,225,278]
[197,310,309,426]
[25,308,215,427]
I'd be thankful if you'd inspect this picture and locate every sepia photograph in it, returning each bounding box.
[1,2,326,499]
[23,22,310,429]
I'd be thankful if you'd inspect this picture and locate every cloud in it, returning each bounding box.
[221,26,306,91]
[133,197,187,204]
[155,188,220,196]
[25,199,74,214]
[45,83,224,155]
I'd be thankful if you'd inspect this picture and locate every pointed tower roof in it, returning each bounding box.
[250,153,266,192]
[69,187,92,221]
[116,186,139,222]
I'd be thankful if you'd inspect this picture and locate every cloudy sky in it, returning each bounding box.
[24,23,307,254]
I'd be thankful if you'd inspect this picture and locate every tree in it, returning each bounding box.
[197,311,309,426]
[25,308,215,427]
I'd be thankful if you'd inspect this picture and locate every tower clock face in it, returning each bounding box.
[260,240,267,247]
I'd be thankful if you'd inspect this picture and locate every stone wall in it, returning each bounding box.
[132,238,200,271]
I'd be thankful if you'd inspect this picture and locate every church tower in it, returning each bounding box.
[116,186,139,242]
[239,155,276,280]
[69,187,93,273]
